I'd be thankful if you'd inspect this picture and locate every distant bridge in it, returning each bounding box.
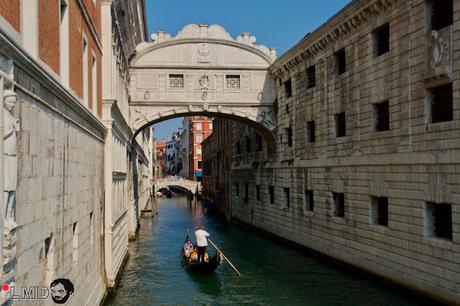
[153,177,201,195]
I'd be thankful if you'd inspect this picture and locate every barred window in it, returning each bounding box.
[425,202,452,240]
[255,134,263,151]
[335,112,346,137]
[306,121,315,143]
[283,188,290,209]
[284,79,292,98]
[332,192,345,218]
[431,83,453,123]
[430,0,453,31]
[169,74,184,88]
[373,101,390,131]
[373,23,390,57]
[306,65,316,89]
[226,75,240,89]
[256,185,261,201]
[304,190,314,212]
[370,196,388,226]
[335,48,346,75]
[269,186,275,204]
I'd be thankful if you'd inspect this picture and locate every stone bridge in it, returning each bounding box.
[129,24,278,151]
[153,177,201,195]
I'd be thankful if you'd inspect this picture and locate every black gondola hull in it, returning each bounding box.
[181,250,221,273]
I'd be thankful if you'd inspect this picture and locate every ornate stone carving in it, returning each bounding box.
[199,75,209,91]
[197,43,211,63]
[3,89,19,272]
[429,29,452,78]
[144,90,150,100]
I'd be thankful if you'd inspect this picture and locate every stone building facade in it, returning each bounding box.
[202,118,234,217]
[225,0,460,303]
[0,0,151,304]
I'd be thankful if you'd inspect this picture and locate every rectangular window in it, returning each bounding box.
[256,134,263,151]
[335,112,346,137]
[425,202,452,240]
[430,0,453,31]
[60,0,69,87]
[196,147,202,155]
[72,222,78,265]
[304,190,314,212]
[244,183,249,201]
[430,83,453,123]
[336,48,346,75]
[169,74,184,88]
[370,197,388,226]
[373,23,390,57]
[269,186,275,204]
[286,127,293,147]
[82,37,88,106]
[226,75,240,89]
[91,54,97,113]
[306,121,315,143]
[195,122,202,131]
[236,141,241,155]
[373,101,390,131]
[332,192,345,218]
[197,160,203,169]
[89,212,94,246]
[246,136,251,153]
[284,79,292,98]
[306,65,316,89]
[235,183,239,197]
[283,188,290,208]
[256,185,261,201]
[196,134,203,143]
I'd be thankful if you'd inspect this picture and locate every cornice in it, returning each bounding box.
[270,0,398,79]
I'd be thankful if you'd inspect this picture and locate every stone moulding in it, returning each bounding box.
[270,0,398,79]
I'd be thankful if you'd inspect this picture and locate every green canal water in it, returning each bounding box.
[104,196,437,306]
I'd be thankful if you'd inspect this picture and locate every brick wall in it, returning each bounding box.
[0,0,20,32]
[39,0,60,73]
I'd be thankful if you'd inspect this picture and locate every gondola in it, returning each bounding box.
[181,237,222,273]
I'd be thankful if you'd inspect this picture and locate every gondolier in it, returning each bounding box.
[195,224,210,262]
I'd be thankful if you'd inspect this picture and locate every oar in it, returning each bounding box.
[208,239,241,276]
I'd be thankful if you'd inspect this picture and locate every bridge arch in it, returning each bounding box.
[153,177,200,195]
[129,24,278,151]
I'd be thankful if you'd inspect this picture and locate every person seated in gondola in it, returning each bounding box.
[183,239,194,258]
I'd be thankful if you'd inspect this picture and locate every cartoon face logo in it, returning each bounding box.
[50,278,74,304]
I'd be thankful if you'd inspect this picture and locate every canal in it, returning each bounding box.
[104,196,435,306]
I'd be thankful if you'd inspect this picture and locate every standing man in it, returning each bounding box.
[195,224,210,262]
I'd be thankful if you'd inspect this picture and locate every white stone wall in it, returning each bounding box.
[15,72,105,305]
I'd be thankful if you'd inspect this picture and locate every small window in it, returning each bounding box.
[45,234,53,259]
[373,101,390,131]
[335,112,346,137]
[430,0,453,31]
[195,122,202,130]
[286,127,293,147]
[169,74,184,89]
[196,147,202,155]
[425,202,452,240]
[283,188,290,208]
[256,134,263,151]
[269,186,275,204]
[306,65,316,89]
[235,183,239,197]
[335,48,346,75]
[430,83,453,123]
[196,134,203,143]
[304,190,314,212]
[245,136,251,153]
[72,222,78,265]
[236,141,241,154]
[284,79,292,98]
[226,75,240,89]
[256,185,261,201]
[332,192,345,218]
[306,121,315,143]
[244,183,249,201]
[373,23,390,57]
[370,197,388,226]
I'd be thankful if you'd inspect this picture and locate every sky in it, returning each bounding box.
[146,0,351,140]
